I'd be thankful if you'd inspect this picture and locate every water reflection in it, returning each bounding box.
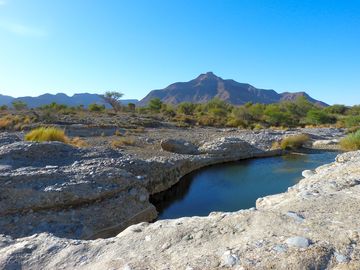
[151,151,338,220]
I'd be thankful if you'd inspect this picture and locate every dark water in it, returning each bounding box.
[151,151,338,220]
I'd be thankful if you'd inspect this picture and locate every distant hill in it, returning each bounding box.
[0,94,15,106]
[0,93,138,108]
[138,72,327,106]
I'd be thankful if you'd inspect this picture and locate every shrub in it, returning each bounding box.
[25,127,68,143]
[279,134,310,150]
[340,130,360,151]
[305,109,336,125]
[177,102,196,115]
[0,105,8,111]
[127,103,136,112]
[25,127,88,147]
[343,115,360,128]
[0,118,12,129]
[39,102,68,111]
[88,103,105,112]
[148,98,163,113]
[12,100,27,110]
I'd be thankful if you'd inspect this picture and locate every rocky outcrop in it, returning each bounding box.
[312,139,341,150]
[0,128,344,241]
[0,142,157,239]
[1,150,360,269]
[0,130,286,240]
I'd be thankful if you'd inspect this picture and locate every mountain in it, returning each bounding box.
[0,93,138,108]
[138,72,327,106]
[0,94,15,106]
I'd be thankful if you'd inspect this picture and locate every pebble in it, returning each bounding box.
[286,211,305,223]
[285,236,310,248]
[145,235,151,242]
[222,250,239,267]
[302,170,315,178]
[334,252,348,263]
[273,244,287,253]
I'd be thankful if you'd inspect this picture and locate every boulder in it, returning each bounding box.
[160,139,198,155]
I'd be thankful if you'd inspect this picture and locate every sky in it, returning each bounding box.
[0,0,359,105]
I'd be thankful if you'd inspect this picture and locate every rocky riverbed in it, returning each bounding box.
[0,127,354,269]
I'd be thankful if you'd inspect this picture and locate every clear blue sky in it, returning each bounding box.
[0,0,359,105]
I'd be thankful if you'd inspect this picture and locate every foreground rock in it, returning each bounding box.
[0,141,157,239]
[1,150,360,269]
[0,128,344,240]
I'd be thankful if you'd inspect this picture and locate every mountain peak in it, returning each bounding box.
[196,71,220,81]
[139,73,327,106]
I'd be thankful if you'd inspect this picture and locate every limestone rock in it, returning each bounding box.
[199,137,259,156]
[285,236,310,248]
[160,139,198,155]
[302,169,315,178]
[0,141,157,239]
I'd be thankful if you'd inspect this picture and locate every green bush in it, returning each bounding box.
[340,130,360,151]
[343,115,360,128]
[264,105,295,126]
[148,98,163,113]
[177,102,196,115]
[88,103,105,112]
[305,109,336,125]
[12,100,27,110]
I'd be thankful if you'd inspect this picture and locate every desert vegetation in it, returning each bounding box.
[1,95,360,131]
[25,127,68,143]
[25,127,87,147]
[340,130,360,151]
[273,134,310,150]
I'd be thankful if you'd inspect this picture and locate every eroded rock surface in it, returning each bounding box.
[0,142,157,239]
[1,150,360,269]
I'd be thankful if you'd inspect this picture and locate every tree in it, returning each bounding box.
[264,104,294,126]
[324,104,348,115]
[148,98,163,113]
[12,100,27,110]
[100,91,123,112]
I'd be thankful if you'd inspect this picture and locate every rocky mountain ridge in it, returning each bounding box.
[0,93,138,108]
[139,72,328,106]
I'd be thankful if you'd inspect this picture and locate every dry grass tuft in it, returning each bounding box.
[278,134,310,150]
[25,127,68,143]
[70,137,88,147]
[25,127,87,147]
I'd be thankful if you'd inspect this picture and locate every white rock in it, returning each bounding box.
[334,252,348,263]
[285,236,310,248]
[222,250,239,266]
[302,170,315,178]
